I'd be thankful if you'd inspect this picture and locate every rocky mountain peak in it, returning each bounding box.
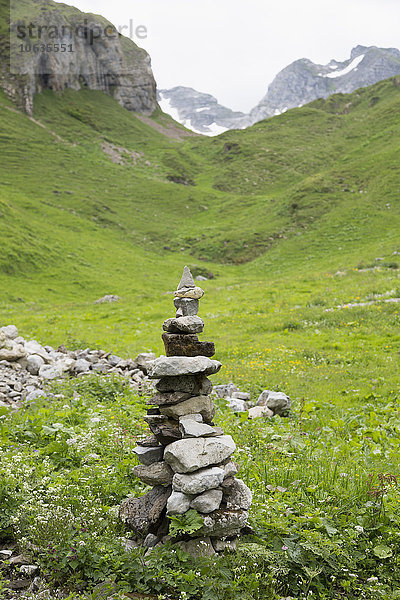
[160,45,400,135]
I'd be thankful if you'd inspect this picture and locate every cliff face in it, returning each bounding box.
[1,0,157,115]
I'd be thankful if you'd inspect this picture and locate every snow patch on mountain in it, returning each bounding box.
[325,54,365,78]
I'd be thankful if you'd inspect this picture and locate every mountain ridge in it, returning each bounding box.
[160,45,400,134]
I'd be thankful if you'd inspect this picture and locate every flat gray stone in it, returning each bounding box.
[146,391,191,407]
[163,316,204,334]
[133,462,174,486]
[190,489,223,513]
[179,419,223,438]
[179,413,203,423]
[232,391,250,401]
[133,446,163,466]
[161,395,215,422]
[148,356,221,379]
[173,467,225,494]
[164,435,236,474]
[146,417,183,445]
[174,287,204,300]
[166,491,191,515]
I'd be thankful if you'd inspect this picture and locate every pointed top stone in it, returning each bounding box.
[177,266,195,290]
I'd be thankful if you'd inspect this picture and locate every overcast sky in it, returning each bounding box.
[54,0,400,112]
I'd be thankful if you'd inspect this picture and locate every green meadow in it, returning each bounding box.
[1,68,400,598]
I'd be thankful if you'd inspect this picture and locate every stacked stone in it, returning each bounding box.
[119,267,252,554]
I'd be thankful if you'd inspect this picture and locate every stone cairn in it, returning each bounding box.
[119,267,252,555]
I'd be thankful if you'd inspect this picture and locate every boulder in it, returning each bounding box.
[166,491,191,515]
[195,509,248,538]
[148,356,221,379]
[223,479,252,510]
[26,355,45,376]
[248,406,273,419]
[162,333,215,358]
[163,316,204,334]
[119,486,171,536]
[24,340,50,362]
[160,395,215,422]
[108,354,122,366]
[172,467,225,495]
[190,489,223,513]
[0,343,26,362]
[39,364,64,380]
[132,462,174,486]
[136,434,160,447]
[133,352,157,374]
[0,325,18,339]
[227,397,248,412]
[74,358,91,374]
[257,391,291,415]
[164,436,236,474]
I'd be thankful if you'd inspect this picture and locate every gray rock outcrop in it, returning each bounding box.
[3,0,157,116]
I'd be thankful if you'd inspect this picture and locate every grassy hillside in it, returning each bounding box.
[0,75,399,390]
[1,54,400,598]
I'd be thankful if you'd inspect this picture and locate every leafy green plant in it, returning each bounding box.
[168,510,204,537]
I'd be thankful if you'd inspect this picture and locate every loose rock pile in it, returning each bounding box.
[119,267,252,555]
[214,382,291,418]
[0,325,155,409]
